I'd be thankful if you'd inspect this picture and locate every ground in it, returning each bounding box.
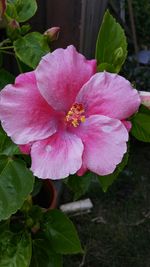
[62,140,150,267]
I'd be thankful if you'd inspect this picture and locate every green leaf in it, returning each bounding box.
[0,127,20,156]
[0,220,9,232]
[0,156,34,220]
[43,209,83,255]
[66,172,92,200]
[96,10,127,73]
[31,238,63,267]
[6,0,37,22]
[98,152,129,192]
[131,105,150,142]
[6,2,17,20]
[20,24,31,36]
[0,68,14,89]
[14,32,50,68]
[97,63,116,73]
[0,231,32,267]
[31,178,43,197]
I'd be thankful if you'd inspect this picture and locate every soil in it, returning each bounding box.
[62,140,150,267]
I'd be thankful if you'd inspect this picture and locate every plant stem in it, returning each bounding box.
[15,56,23,73]
[0,39,11,47]
[0,46,14,50]
[0,50,14,56]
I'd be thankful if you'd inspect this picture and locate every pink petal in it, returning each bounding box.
[0,72,58,144]
[30,132,84,180]
[71,115,128,176]
[77,164,87,176]
[35,45,96,112]
[19,143,32,154]
[121,120,132,132]
[76,72,141,120]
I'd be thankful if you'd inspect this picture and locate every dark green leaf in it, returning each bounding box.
[31,178,43,197]
[14,32,50,68]
[96,10,127,73]
[0,127,20,156]
[31,238,63,267]
[0,156,34,220]
[43,209,83,254]
[17,59,32,73]
[98,152,129,192]
[0,68,14,89]
[28,205,43,225]
[131,105,150,142]
[0,231,32,267]
[66,172,92,200]
[0,220,9,232]
[6,0,37,22]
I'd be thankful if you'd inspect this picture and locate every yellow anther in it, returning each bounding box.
[72,119,79,127]
[65,103,86,127]
[80,116,86,123]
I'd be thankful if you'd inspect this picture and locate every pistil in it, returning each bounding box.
[66,103,86,127]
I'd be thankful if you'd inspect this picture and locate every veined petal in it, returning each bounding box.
[35,45,96,112]
[0,72,58,144]
[72,115,128,176]
[31,131,84,180]
[76,72,141,120]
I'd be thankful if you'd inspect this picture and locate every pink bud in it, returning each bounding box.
[8,19,20,29]
[139,91,150,109]
[0,0,6,20]
[44,26,60,41]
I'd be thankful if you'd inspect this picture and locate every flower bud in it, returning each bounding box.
[7,19,20,40]
[8,19,20,30]
[0,0,6,20]
[139,91,150,109]
[44,26,60,41]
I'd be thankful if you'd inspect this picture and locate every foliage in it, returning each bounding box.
[43,210,83,255]
[14,32,50,68]
[0,230,32,267]
[131,105,150,142]
[66,172,92,200]
[6,0,37,23]
[96,10,127,73]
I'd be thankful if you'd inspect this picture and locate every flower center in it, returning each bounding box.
[65,103,86,127]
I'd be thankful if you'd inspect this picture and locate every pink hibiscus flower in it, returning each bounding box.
[0,46,141,179]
